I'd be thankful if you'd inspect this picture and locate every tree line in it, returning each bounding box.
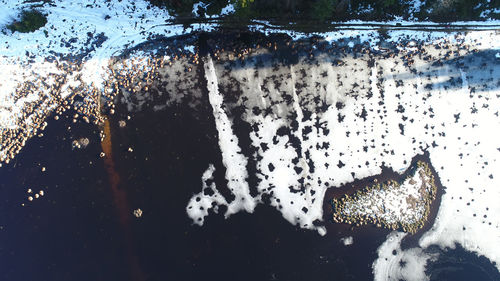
[149,0,499,22]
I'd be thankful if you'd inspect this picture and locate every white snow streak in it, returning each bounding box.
[201,56,256,217]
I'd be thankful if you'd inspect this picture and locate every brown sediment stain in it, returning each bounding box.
[101,118,145,281]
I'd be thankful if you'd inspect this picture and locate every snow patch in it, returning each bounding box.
[220,4,235,16]
[202,56,256,217]
[373,232,436,281]
[186,164,227,225]
[341,236,354,246]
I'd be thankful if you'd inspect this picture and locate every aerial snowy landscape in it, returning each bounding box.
[1,0,500,280]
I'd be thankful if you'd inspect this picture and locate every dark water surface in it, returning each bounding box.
[1,81,499,281]
[2,31,500,281]
[0,99,386,281]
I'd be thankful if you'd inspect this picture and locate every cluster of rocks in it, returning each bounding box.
[0,59,106,166]
[0,41,200,165]
[332,161,438,234]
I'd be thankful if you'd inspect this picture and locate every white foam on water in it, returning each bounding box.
[371,33,500,278]
[201,31,500,276]
[186,164,228,225]
[340,236,354,246]
[202,56,256,217]
[373,232,437,281]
